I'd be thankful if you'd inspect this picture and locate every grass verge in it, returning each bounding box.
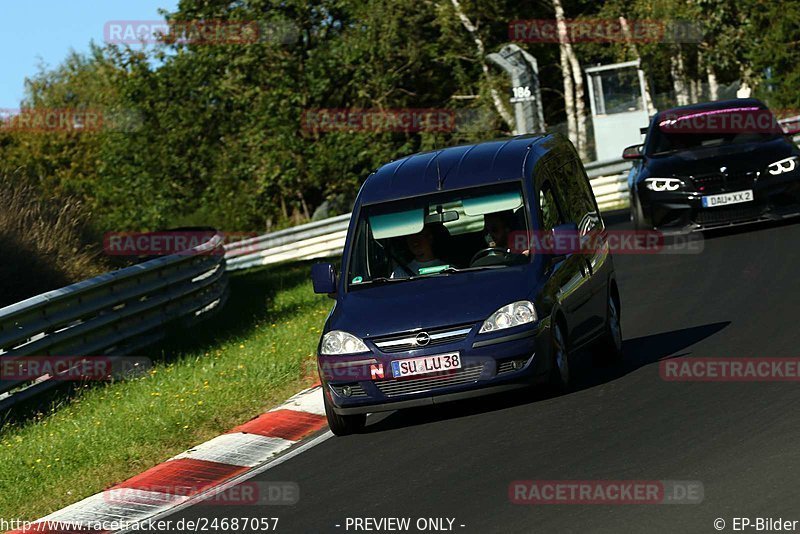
[0,260,330,520]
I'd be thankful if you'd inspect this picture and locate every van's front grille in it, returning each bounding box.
[371,324,473,353]
[374,366,483,397]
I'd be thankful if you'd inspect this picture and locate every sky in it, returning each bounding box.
[0,0,178,108]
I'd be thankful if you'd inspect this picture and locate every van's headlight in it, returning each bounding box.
[480,301,538,333]
[644,178,683,192]
[320,330,369,355]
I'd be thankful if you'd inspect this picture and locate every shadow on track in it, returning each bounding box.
[572,321,730,390]
[362,321,730,434]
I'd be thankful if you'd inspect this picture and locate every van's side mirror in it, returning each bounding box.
[548,222,580,264]
[622,144,644,160]
[311,263,337,295]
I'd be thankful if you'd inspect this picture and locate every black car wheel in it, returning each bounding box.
[631,193,647,230]
[595,294,623,364]
[547,321,572,393]
[324,390,366,436]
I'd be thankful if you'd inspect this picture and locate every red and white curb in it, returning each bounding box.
[8,383,328,534]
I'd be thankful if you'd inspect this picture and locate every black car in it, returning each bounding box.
[625,98,800,232]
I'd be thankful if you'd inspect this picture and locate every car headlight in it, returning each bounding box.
[320,330,369,355]
[767,156,798,176]
[644,178,683,192]
[479,301,538,333]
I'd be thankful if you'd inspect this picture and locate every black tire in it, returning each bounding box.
[631,194,646,230]
[324,390,366,436]
[546,320,572,393]
[595,293,623,365]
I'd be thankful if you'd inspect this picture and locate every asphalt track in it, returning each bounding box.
[154,216,800,534]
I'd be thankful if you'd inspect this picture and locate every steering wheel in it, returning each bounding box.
[469,247,512,267]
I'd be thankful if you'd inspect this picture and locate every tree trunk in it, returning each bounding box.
[297,191,310,220]
[450,0,515,131]
[551,0,577,148]
[706,63,719,101]
[619,17,656,115]
[737,66,753,98]
[557,43,577,147]
[566,49,588,160]
[670,49,690,106]
[690,78,700,103]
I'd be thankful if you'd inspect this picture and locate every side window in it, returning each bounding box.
[550,158,598,231]
[572,158,603,231]
[349,220,390,280]
[538,181,564,230]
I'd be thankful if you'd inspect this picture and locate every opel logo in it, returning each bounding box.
[415,332,431,346]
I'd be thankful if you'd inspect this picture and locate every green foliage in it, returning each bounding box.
[0,0,797,235]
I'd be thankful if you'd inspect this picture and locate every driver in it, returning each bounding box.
[391,225,446,277]
[483,210,530,256]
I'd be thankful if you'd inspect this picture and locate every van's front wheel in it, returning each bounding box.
[324,390,366,436]
[546,321,571,393]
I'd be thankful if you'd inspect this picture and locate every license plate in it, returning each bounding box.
[701,190,754,208]
[391,352,461,378]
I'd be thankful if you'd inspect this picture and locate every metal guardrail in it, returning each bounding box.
[224,214,351,272]
[0,233,229,410]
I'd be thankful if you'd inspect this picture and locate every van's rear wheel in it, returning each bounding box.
[324,390,366,436]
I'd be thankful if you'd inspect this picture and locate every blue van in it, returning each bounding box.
[311,134,621,435]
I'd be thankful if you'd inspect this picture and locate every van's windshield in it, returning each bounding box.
[346,183,530,288]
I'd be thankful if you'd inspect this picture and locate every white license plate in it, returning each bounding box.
[391,352,461,378]
[701,190,754,208]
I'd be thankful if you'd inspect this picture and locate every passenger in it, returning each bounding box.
[484,211,530,256]
[391,225,446,277]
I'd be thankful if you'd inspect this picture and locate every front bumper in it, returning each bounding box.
[319,323,549,415]
[638,174,800,232]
